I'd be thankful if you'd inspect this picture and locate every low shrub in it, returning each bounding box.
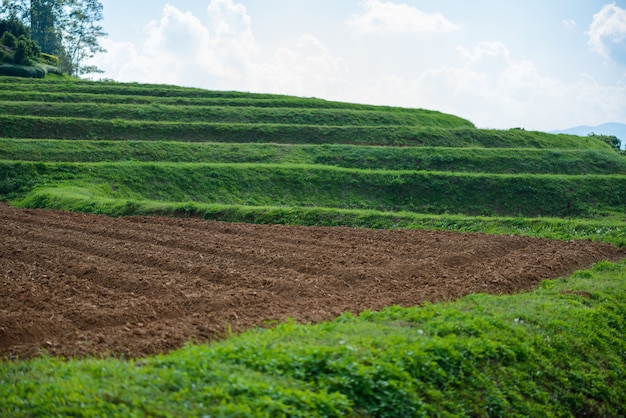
[0,64,45,78]
[40,53,59,66]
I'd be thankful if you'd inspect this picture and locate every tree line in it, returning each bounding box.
[0,0,106,76]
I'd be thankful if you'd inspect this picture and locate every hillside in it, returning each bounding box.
[1,77,624,236]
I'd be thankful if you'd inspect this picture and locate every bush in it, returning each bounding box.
[1,31,16,49]
[14,36,40,65]
[0,64,45,78]
[40,52,60,66]
[42,63,62,75]
[588,133,622,151]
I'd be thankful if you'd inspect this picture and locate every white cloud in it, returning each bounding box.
[88,1,349,96]
[562,19,577,29]
[347,0,460,35]
[143,5,215,85]
[89,1,262,88]
[445,45,626,129]
[588,3,626,60]
[86,2,626,132]
[90,2,254,87]
[458,41,510,63]
[256,35,350,96]
[341,41,626,131]
[207,0,252,38]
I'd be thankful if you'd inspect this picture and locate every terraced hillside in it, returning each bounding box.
[2,76,626,417]
[1,76,625,245]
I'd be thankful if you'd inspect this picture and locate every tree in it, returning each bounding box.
[59,0,106,75]
[14,34,40,64]
[0,16,30,39]
[0,0,106,75]
[1,18,41,65]
[588,132,622,152]
[30,0,63,54]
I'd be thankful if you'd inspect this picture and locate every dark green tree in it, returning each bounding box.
[0,18,40,65]
[30,0,63,54]
[0,16,30,39]
[1,30,17,48]
[588,133,622,152]
[14,34,40,64]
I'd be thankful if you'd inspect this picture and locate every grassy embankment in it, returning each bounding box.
[1,76,625,416]
[1,77,625,244]
[2,260,625,416]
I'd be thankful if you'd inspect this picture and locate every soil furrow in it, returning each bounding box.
[1,203,624,359]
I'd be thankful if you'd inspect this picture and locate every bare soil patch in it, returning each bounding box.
[1,203,624,359]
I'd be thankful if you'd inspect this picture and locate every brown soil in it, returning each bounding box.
[1,203,624,360]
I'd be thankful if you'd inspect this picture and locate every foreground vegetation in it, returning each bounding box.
[2,260,625,417]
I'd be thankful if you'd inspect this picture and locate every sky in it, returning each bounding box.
[87,0,626,131]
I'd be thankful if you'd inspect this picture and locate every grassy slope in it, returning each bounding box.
[0,78,624,240]
[0,77,622,229]
[0,115,601,148]
[5,161,626,218]
[0,101,470,127]
[2,260,625,417]
[4,140,626,174]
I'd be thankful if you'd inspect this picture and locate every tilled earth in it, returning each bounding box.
[1,203,624,359]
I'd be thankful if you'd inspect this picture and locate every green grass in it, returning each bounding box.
[2,260,625,417]
[2,139,625,174]
[2,88,456,112]
[0,76,608,149]
[4,161,626,218]
[0,101,470,127]
[0,115,600,148]
[0,77,471,120]
[14,192,626,246]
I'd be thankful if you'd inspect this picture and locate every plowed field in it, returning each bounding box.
[1,203,624,359]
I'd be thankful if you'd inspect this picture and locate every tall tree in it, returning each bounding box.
[30,0,63,54]
[59,0,106,75]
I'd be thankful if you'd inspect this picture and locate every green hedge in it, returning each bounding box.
[0,64,45,78]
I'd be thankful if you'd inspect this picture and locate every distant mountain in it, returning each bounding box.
[551,122,626,149]
[551,122,626,139]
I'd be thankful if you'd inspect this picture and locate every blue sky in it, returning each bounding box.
[89,0,626,131]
